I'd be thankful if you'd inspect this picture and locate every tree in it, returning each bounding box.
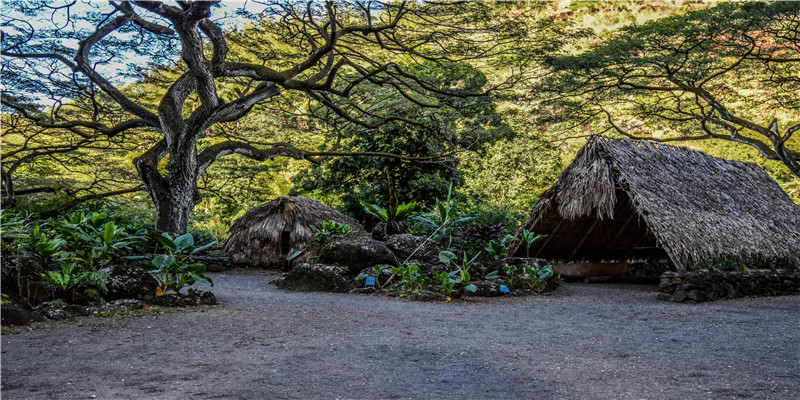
[2,1,559,234]
[544,2,800,178]
[291,61,508,221]
[1,97,147,213]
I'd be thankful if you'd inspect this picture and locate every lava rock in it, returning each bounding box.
[149,290,216,307]
[384,234,442,266]
[100,265,158,301]
[318,233,396,274]
[1,305,45,326]
[32,304,73,320]
[275,263,352,293]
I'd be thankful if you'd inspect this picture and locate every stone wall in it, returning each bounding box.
[658,271,800,303]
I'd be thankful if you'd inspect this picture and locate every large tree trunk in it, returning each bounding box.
[136,134,202,236]
[154,190,198,236]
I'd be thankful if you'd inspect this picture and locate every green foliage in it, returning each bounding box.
[54,211,147,270]
[484,234,521,261]
[432,270,462,298]
[517,229,546,258]
[410,183,476,248]
[545,2,800,180]
[501,265,523,288]
[493,264,559,293]
[39,263,109,302]
[521,265,555,292]
[360,200,418,223]
[311,221,352,255]
[140,233,214,294]
[437,250,479,297]
[390,264,431,295]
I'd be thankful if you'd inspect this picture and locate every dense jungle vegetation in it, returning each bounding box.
[2,0,798,241]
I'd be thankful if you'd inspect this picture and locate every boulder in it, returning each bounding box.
[150,290,216,307]
[275,263,352,293]
[318,233,396,274]
[1,304,45,326]
[101,264,158,301]
[371,221,407,241]
[32,304,73,320]
[384,234,442,266]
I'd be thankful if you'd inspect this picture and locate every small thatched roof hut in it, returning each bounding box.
[224,196,363,267]
[509,136,800,271]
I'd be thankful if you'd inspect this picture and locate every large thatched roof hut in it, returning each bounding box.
[509,136,800,271]
[224,196,362,267]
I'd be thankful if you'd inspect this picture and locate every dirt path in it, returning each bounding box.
[2,269,799,399]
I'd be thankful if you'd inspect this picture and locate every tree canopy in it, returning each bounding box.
[544,2,800,177]
[2,1,563,233]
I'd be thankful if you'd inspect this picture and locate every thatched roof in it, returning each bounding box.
[509,136,800,271]
[224,196,363,267]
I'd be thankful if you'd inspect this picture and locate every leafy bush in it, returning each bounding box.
[390,263,431,294]
[311,220,352,255]
[39,263,109,302]
[487,264,560,293]
[437,250,478,297]
[409,183,476,248]
[360,200,417,223]
[141,233,214,295]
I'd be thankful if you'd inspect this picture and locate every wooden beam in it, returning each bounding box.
[612,212,637,240]
[568,219,599,259]
[534,219,564,258]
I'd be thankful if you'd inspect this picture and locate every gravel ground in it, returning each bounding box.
[2,269,799,400]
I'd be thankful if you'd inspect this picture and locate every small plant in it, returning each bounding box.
[411,183,475,248]
[39,263,109,302]
[521,265,554,292]
[311,220,352,255]
[355,264,387,290]
[140,233,214,295]
[517,229,546,258]
[1,293,11,305]
[360,200,417,223]
[432,270,462,297]
[44,298,67,308]
[501,265,523,288]
[437,250,478,297]
[390,263,431,295]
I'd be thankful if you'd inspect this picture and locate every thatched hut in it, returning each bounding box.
[224,196,363,267]
[509,136,800,272]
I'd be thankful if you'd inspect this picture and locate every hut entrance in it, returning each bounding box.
[530,189,671,282]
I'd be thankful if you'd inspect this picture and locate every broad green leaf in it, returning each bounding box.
[439,250,456,265]
[464,284,477,293]
[190,241,217,254]
[174,234,194,252]
[354,273,370,281]
[151,254,173,269]
[154,232,176,252]
[485,271,501,280]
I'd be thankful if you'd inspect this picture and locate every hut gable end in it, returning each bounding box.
[511,136,800,271]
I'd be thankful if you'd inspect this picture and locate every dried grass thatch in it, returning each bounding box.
[509,136,800,271]
[224,196,363,267]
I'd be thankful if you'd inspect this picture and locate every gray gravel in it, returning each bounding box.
[2,269,799,399]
